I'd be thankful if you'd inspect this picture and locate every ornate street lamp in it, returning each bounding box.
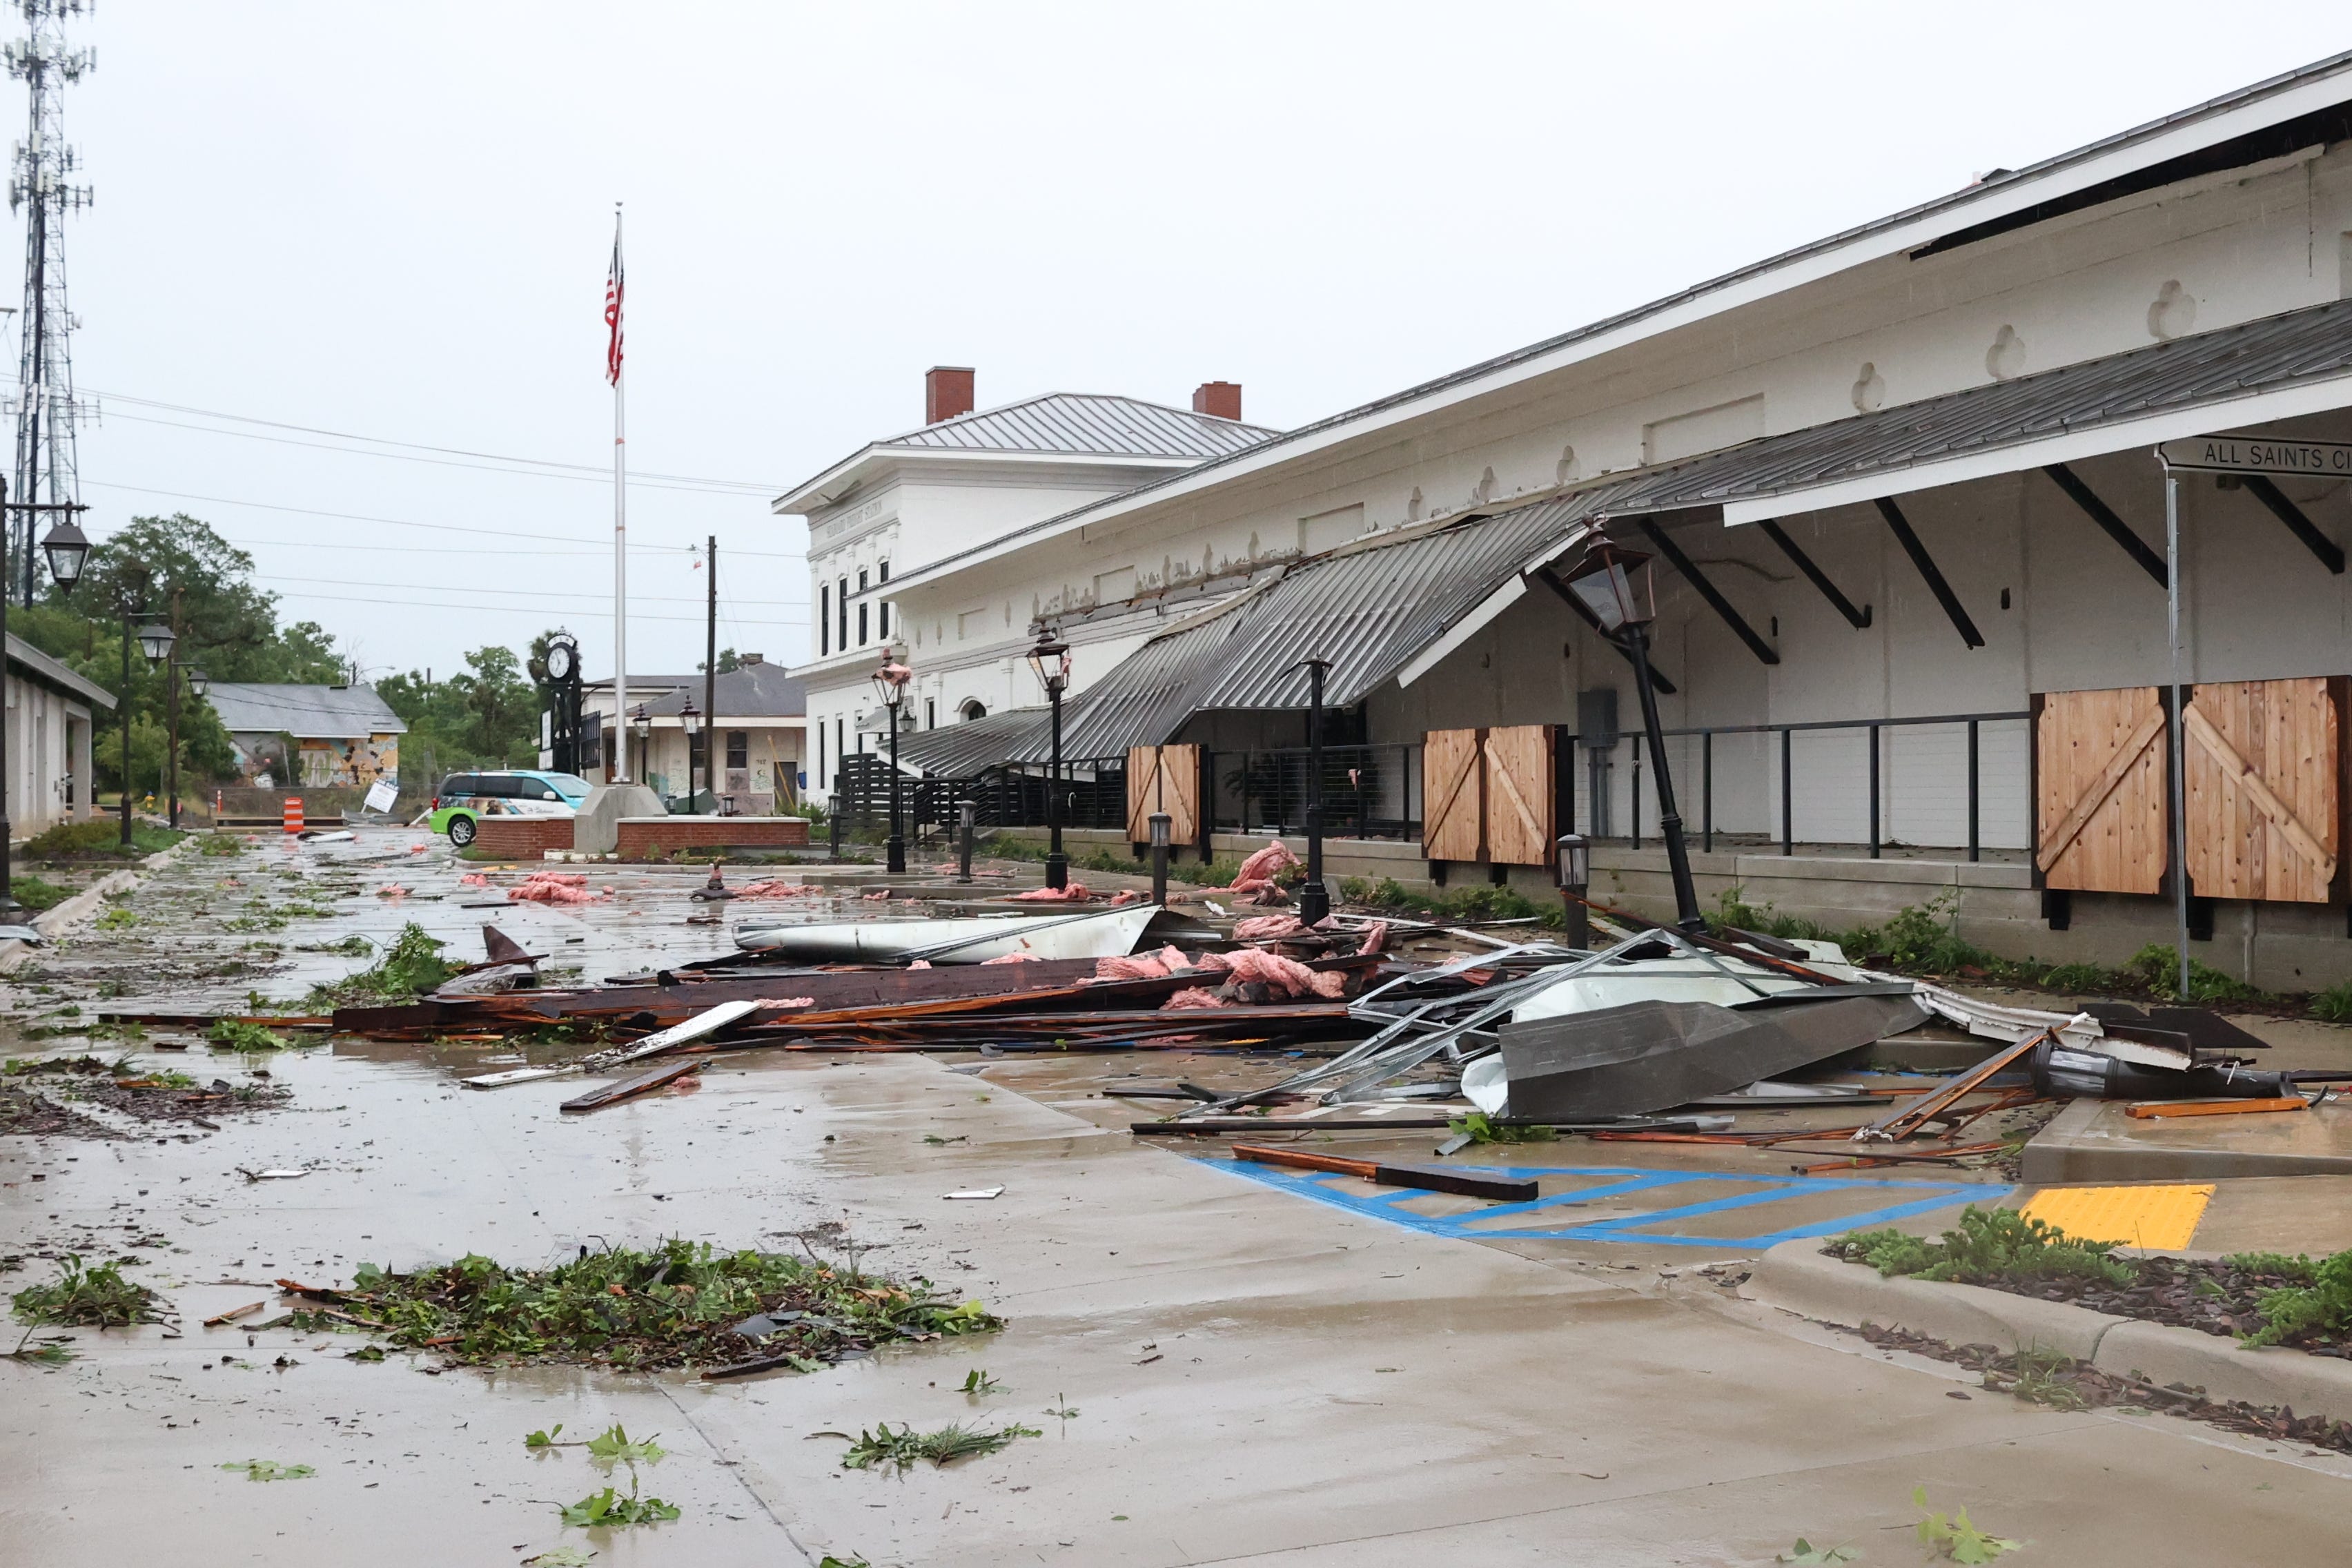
[112,611,172,849]
[871,651,912,873]
[1026,629,1072,890]
[39,516,88,592]
[630,703,652,785]
[678,694,702,807]
[1562,539,1702,932]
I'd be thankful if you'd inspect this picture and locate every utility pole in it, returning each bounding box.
[6,2,92,608]
[703,534,716,809]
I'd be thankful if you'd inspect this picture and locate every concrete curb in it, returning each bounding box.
[0,835,195,973]
[1743,1237,2352,1422]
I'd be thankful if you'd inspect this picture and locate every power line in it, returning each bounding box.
[99,409,778,496]
[264,585,806,627]
[86,387,785,493]
[81,478,806,557]
[249,568,801,607]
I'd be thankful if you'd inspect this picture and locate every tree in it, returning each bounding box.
[697,647,741,675]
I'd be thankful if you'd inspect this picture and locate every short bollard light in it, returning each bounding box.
[1148,811,1172,906]
[1556,832,1591,950]
[957,798,977,884]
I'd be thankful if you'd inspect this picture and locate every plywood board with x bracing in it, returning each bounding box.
[2185,678,2339,903]
[2035,686,2167,894]
[1125,745,1202,846]
[1482,724,1555,866]
[1422,727,1484,863]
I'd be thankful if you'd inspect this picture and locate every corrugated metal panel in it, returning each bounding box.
[999,504,1591,763]
[883,393,1275,460]
[1576,297,2352,517]
[893,706,1051,777]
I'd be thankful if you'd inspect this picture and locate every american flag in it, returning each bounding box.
[604,227,625,386]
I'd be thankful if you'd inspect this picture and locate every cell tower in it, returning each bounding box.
[5,0,91,607]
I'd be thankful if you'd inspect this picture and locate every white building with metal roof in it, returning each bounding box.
[776,369,1277,803]
[6,632,112,836]
[870,50,2352,986]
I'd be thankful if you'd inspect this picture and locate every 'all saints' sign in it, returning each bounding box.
[2158,433,2352,476]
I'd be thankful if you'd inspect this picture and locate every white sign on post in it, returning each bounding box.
[363,778,398,815]
[2157,434,2352,477]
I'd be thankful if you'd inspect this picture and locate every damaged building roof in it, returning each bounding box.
[206,683,406,741]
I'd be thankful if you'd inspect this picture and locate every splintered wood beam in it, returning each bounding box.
[1637,520,1780,664]
[2242,475,2346,574]
[1872,496,1985,649]
[2041,464,2168,587]
[1756,519,1872,627]
[1531,565,1679,694]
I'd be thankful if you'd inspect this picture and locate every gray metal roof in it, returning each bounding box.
[963,505,1589,765]
[876,393,1277,461]
[7,634,114,711]
[638,660,807,721]
[1569,294,2352,519]
[892,706,1054,777]
[890,53,2352,591]
[206,683,406,740]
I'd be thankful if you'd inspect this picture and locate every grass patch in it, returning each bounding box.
[978,834,1248,888]
[311,1239,1001,1371]
[302,922,455,1008]
[5,875,69,913]
[21,819,184,860]
[1341,875,1563,927]
[11,1254,168,1328]
[834,1419,1041,1472]
[1827,1205,2135,1288]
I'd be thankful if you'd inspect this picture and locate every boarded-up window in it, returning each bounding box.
[1423,725,1554,865]
[2035,687,2167,894]
[2184,678,2340,903]
[1126,745,1200,847]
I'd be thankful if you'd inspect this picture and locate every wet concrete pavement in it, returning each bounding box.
[3,828,2351,1565]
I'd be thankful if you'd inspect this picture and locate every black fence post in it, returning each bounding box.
[1701,729,1713,854]
[1868,722,1881,859]
[1631,734,1644,850]
[1781,728,1793,856]
[1967,720,1981,864]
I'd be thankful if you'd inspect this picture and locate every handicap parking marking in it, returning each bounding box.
[1216,1161,2006,1250]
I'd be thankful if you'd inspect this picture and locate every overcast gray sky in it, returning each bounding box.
[46,2,2351,681]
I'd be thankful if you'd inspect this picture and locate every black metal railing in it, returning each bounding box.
[1205,743,1422,839]
[1574,709,2030,864]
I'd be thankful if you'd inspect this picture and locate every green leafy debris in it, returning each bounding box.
[310,1239,1003,1370]
[1778,1544,1861,1566]
[558,1487,678,1528]
[959,1368,1001,1396]
[1444,1109,1554,1145]
[2240,1248,2352,1349]
[836,1420,1041,1472]
[11,1254,167,1328]
[1913,1487,2022,1562]
[206,1019,290,1052]
[220,1460,315,1482]
[302,921,455,1008]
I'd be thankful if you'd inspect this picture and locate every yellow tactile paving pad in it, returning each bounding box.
[2020,1184,2215,1250]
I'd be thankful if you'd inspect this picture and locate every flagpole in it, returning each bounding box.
[610,202,629,782]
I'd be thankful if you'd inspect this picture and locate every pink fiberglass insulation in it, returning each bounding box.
[1008,881,1091,902]
[1094,954,1170,980]
[981,951,1043,964]
[1161,987,1235,1010]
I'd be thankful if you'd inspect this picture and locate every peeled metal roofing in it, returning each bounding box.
[1570,295,2352,518]
[996,503,1591,764]
[892,706,1053,778]
[879,393,1277,460]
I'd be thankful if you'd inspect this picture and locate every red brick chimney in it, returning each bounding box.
[1192,381,1242,422]
[926,366,976,424]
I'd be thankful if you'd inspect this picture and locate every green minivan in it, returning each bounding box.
[427,770,591,847]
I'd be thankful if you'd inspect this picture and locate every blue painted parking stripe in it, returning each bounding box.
[1214,1159,2003,1251]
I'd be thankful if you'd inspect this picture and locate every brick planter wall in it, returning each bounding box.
[615,816,810,860]
[472,816,577,858]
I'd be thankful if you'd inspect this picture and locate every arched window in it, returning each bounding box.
[959,700,988,723]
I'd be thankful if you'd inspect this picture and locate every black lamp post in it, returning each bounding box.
[1562,540,1703,932]
[629,703,652,785]
[871,651,910,874]
[1027,629,1071,890]
[118,614,175,848]
[1293,656,1333,924]
[175,665,208,830]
